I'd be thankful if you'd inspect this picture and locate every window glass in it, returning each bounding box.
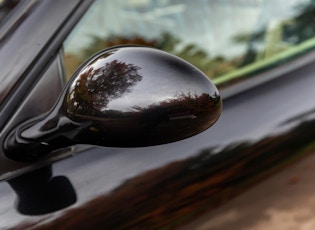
[64,0,315,88]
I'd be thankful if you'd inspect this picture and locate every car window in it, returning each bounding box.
[63,0,315,88]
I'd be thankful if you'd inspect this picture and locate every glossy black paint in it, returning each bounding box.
[3,54,315,229]
[7,165,76,215]
[5,46,221,161]
[1,0,315,229]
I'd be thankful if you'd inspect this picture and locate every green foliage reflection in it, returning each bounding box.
[64,0,315,88]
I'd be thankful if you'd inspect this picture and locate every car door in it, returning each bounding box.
[1,0,315,229]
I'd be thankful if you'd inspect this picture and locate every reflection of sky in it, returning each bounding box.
[65,0,306,58]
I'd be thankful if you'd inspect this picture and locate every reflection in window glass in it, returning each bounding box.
[64,0,315,88]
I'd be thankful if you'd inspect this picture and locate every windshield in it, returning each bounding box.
[64,0,315,89]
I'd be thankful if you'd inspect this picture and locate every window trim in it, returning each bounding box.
[0,0,93,130]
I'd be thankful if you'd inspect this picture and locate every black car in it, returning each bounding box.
[1,0,315,229]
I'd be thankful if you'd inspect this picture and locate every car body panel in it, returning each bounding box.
[2,49,315,228]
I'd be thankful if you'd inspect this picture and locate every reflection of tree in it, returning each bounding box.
[151,92,219,113]
[133,92,221,129]
[66,60,142,117]
[64,0,315,85]
[233,29,265,67]
[234,0,315,67]
[64,32,236,81]
[283,0,315,44]
[64,36,156,79]
[156,33,235,78]
[82,35,158,61]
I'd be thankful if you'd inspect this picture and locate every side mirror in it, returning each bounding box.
[4,46,221,161]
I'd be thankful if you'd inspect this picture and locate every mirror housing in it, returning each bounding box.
[4,46,221,161]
